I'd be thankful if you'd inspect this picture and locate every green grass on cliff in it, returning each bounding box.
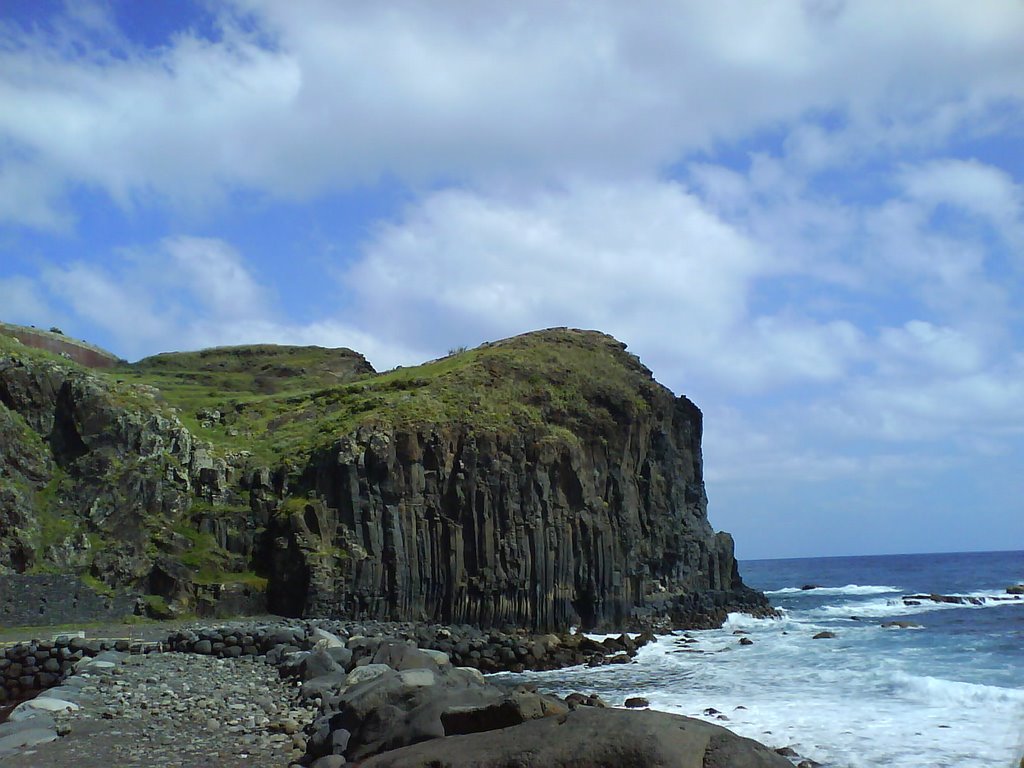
[1,325,667,603]
[4,327,662,465]
[111,329,659,463]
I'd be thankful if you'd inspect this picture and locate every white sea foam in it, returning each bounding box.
[631,632,1024,768]
[888,670,1024,708]
[721,611,791,631]
[505,605,1024,768]
[800,590,1022,620]
[765,584,902,596]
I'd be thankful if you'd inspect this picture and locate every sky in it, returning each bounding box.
[1,1,1023,560]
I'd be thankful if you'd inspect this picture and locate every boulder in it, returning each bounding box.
[345,664,393,688]
[371,641,441,672]
[312,627,349,648]
[1007,584,1024,595]
[302,648,343,681]
[812,631,836,640]
[301,671,349,701]
[881,621,922,629]
[8,697,79,721]
[312,662,570,763]
[359,706,792,767]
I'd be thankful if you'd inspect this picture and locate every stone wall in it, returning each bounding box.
[0,574,137,628]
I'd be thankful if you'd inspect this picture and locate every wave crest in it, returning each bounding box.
[766,584,902,596]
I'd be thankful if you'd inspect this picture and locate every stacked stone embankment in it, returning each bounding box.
[0,634,145,705]
[1,619,649,716]
[166,619,653,674]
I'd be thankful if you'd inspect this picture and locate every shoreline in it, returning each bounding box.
[0,615,803,767]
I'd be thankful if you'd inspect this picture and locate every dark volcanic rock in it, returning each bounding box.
[2,327,770,632]
[903,593,984,606]
[358,706,792,768]
[269,333,770,631]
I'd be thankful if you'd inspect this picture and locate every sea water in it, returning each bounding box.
[498,550,1024,768]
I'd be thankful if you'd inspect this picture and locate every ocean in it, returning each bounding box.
[499,550,1024,768]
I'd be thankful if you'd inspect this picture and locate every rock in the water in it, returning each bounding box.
[812,631,837,640]
[903,593,984,606]
[623,697,649,708]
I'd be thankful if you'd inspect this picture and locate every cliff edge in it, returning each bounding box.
[0,325,770,630]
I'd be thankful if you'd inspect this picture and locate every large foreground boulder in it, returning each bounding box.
[359,706,792,768]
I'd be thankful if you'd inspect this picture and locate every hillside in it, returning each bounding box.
[0,325,770,629]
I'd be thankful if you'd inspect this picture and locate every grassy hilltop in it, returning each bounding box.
[111,328,658,465]
[1,326,673,617]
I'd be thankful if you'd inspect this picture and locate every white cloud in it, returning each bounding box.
[0,275,53,324]
[0,160,72,231]
[161,236,269,321]
[877,320,988,377]
[898,159,1024,248]
[1,2,1022,227]
[348,181,872,393]
[24,240,423,366]
[41,261,171,344]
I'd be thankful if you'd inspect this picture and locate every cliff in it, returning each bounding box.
[0,326,769,630]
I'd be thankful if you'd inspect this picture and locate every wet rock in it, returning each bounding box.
[624,697,649,708]
[812,631,837,639]
[903,593,984,606]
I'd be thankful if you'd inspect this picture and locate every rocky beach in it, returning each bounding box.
[1,618,801,767]
[1,327,785,765]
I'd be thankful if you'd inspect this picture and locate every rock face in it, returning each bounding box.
[0,348,196,585]
[271,397,764,630]
[0,325,770,630]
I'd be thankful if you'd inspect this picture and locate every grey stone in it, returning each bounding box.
[359,706,793,767]
[0,727,59,755]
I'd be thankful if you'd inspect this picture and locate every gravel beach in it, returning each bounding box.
[1,651,317,768]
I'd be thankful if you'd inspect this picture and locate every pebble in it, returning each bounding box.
[0,652,318,768]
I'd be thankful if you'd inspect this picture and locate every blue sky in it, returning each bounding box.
[2,1,1023,560]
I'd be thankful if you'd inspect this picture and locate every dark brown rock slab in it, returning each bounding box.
[359,707,792,768]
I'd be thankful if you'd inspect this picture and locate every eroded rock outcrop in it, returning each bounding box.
[0,326,770,630]
[267,331,770,630]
